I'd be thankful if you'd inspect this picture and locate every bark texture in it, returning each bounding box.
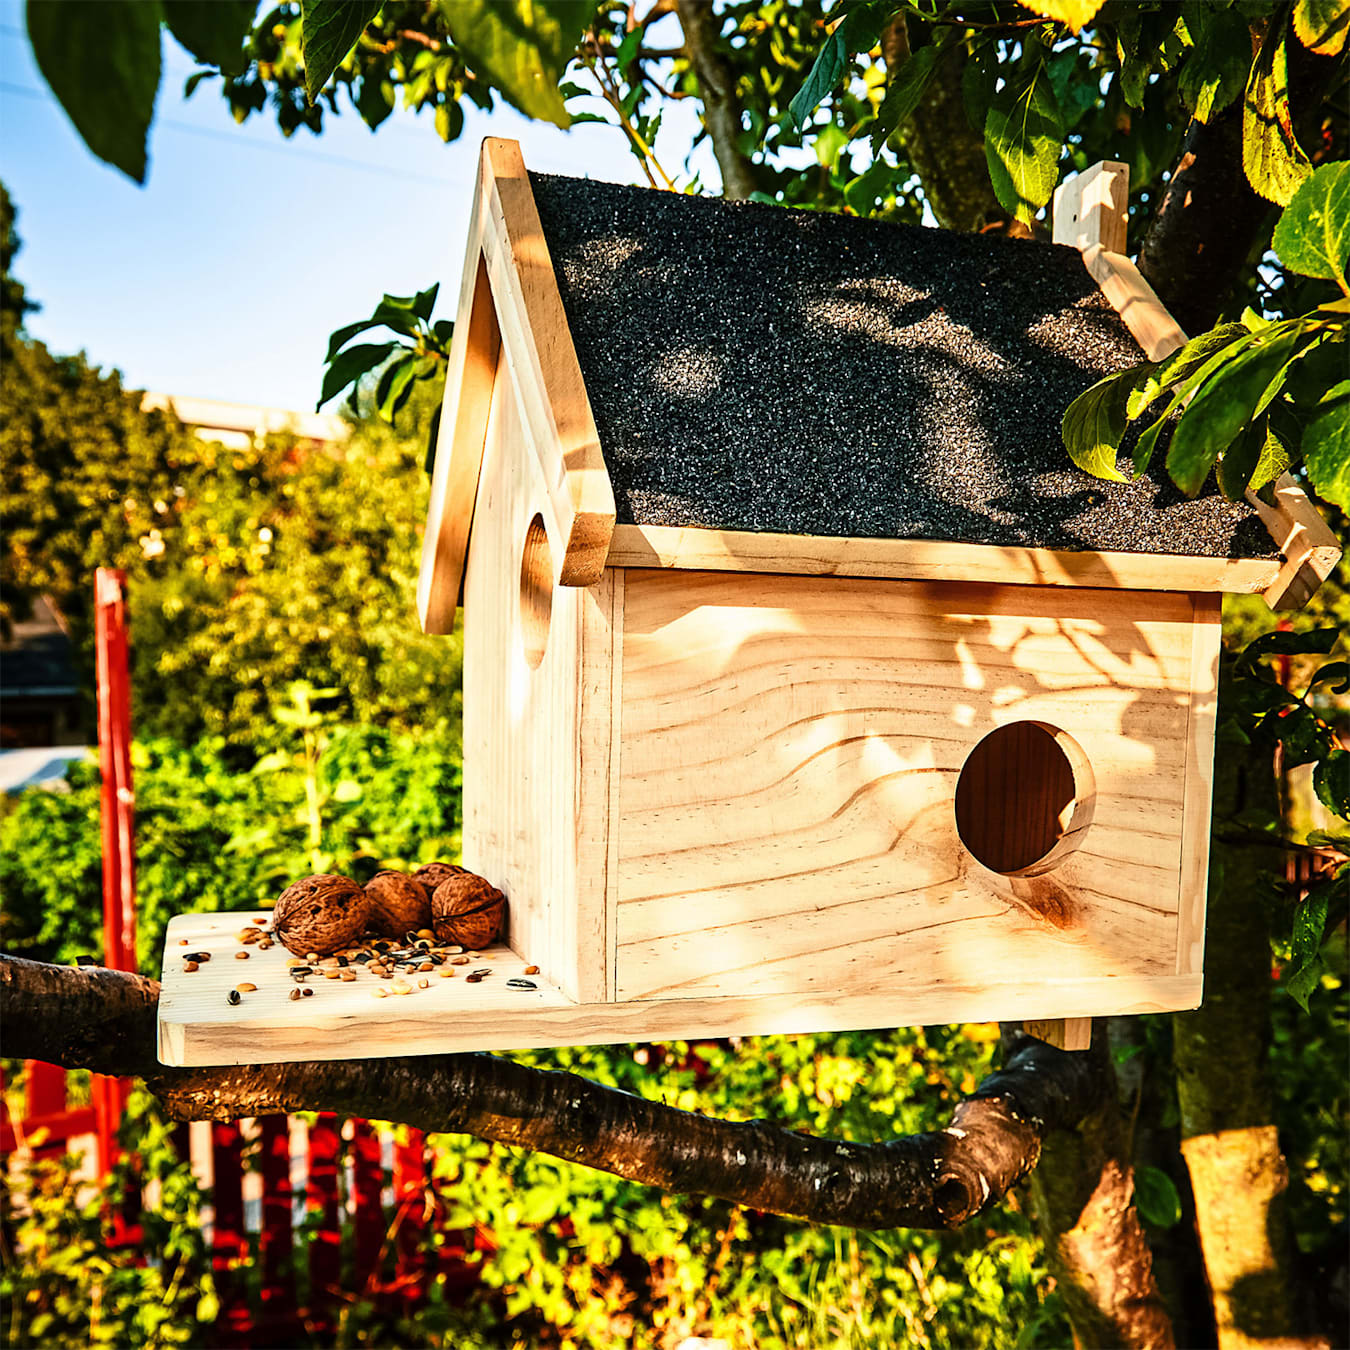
[676,0,757,200]
[1018,1023,1177,1350]
[1,953,1104,1231]
[1172,755,1328,1349]
[882,15,1013,234]
[1137,39,1341,332]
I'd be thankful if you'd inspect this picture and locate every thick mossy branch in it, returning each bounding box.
[1,953,1101,1230]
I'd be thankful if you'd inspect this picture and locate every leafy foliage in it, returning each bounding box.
[0,1089,216,1348]
[1065,161,1350,506]
[0,718,461,970]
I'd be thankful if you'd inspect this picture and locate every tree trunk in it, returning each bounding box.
[1018,1023,1177,1349]
[676,0,757,200]
[1171,755,1328,1349]
[882,15,1013,234]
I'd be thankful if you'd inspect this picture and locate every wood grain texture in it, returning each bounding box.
[1079,245,1188,362]
[1176,593,1222,978]
[1245,472,1343,611]
[613,571,1207,1016]
[1023,1019,1092,1052]
[460,351,612,1003]
[156,913,1199,1066]
[477,139,614,586]
[1053,160,1129,255]
[605,524,1281,593]
[418,248,500,635]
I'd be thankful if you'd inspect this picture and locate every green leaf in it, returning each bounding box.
[1134,1165,1182,1228]
[1165,324,1310,494]
[412,283,440,322]
[1313,747,1349,816]
[790,23,849,131]
[1293,0,1350,56]
[1273,162,1350,285]
[1243,29,1312,207]
[984,63,1064,226]
[331,779,363,803]
[300,0,382,102]
[869,46,940,150]
[1291,887,1331,968]
[375,352,420,423]
[1302,379,1350,508]
[1128,324,1249,420]
[317,341,398,411]
[26,0,163,184]
[844,160,893,214]
[1178,7,1250,124]
[1061,372,1136,481]
[162,1,257,76]
[434,0,594,128]
[1240,625,1339,668]
[1285,957,1326,1012]
[1216,415,1272,500]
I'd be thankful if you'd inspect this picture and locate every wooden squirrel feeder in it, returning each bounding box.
[157,142,1337,1067]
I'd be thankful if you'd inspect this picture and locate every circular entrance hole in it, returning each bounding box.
[954,722,1095,876]
[519,514,553,669]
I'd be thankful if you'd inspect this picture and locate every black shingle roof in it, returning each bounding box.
[530,173,1273,560]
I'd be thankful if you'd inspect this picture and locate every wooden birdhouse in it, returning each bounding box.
[157,142,1338,1067]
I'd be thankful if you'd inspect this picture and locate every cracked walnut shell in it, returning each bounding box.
[272,874,370,957]
[431,872,505,950]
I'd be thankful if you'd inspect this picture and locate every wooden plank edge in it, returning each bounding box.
[159,974,1204,1067]
[1058,167,1340,612]
[1176,594,1222,977]
[479,138,615,588]
[1246,473,1343,611]
[1022,1018,1092,1051]
[417,151,500,636]
[604,524,1280,593]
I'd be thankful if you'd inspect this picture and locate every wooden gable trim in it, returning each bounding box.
[1054,161,1341,611]
[418,139,615,635]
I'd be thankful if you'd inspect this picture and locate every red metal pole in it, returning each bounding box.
[93,569,137,1183]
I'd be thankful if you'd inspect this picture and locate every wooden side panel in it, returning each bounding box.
[460,350,612,1002]
[1177,594,1221,977]
[613,572,1203,1012]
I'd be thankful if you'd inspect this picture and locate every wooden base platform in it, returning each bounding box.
[157,912,1201,1067]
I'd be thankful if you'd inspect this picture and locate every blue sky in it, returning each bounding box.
[0,2,707,410]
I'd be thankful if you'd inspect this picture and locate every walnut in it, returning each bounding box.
[414,861,468,895]
[431,872,505,950]
[272,874,370,957]
[364,870,431,938]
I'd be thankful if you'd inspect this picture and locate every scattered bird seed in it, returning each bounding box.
[341,970,356,982]
[178,938,189,946]
[289,966,312,977]
[185,952,211,962]
[258,939,274,950]
[451,956,469,966]
[506,979,537,990]
[301,987,314,998]
[418,978,430,989]
[305,952,320,962]
[235,951,250,960]
[416,929,435,940]
[227,990,242,1006]
[372,987,388,998]
[524,966,540,975]
[445,945,463,955]
[465,973,485,984]
[289,988,302,1002]
[235,982,257,993]
[184,961,199,973]
[237,928,262,944]
[438,967,455,978]
[324,969,341,980]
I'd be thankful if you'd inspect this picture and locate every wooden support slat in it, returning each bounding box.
[1245,472,1344,610]
[1057,161,1340,606]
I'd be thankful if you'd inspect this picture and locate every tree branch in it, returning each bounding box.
[1,953,1103,1231]
[675,0,757,200]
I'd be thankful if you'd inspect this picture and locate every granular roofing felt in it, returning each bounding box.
[528,172,1275,560]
